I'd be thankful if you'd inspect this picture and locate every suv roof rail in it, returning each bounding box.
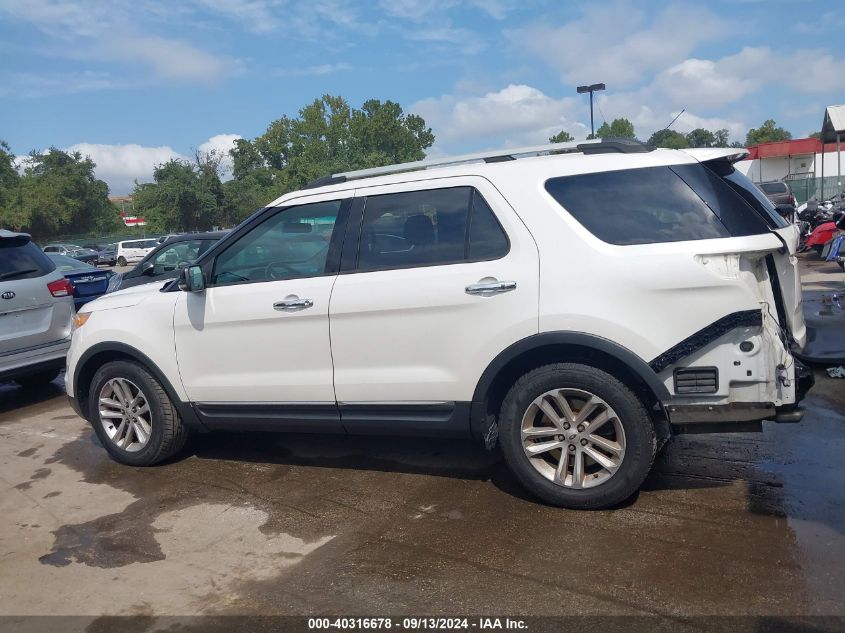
[303,137,654,188]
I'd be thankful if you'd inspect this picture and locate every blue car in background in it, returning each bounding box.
[46,254,114,309]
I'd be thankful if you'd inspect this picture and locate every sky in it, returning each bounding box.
[1,0,843,194]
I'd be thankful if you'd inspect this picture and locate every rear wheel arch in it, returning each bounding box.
[470,333,670,443]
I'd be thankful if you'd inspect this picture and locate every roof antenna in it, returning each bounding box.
[663,108,686,131]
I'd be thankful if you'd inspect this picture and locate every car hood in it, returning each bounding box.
[80,279,171,312]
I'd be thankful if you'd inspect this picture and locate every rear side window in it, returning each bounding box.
[0,240,56,281]
[545,167,730,245]
[358,187,509,271]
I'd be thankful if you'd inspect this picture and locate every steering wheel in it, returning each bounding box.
[176,260,192,269]
[265,260,300,279]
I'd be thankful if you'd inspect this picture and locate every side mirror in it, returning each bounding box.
[178,265,206,292]
[141,261,156,276]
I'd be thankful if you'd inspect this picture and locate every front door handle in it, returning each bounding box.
[465,280,517,296]
[273,297,314,311]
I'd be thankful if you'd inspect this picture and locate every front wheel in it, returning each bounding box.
[88,360,188,466]
[117,256,127,267]
[499,363,656,510]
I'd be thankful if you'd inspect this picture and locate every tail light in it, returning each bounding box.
[47,278,74,297]
[789,194,795,205]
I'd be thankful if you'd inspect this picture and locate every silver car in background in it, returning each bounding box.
[0,230,75,387]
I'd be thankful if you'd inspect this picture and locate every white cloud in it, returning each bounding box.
[198,133,242,177]
[411,84,587,153]
[271,62,352,77]
[66,142,187,195]
[379,0,514,21]
[0,0,237,85]
[65,134,241,194]
[507,1,732,87]
[0,71,132,99]
[109,35,237,82]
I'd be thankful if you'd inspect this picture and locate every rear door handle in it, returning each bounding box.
[273,297,314,311]
[465,280,517,296]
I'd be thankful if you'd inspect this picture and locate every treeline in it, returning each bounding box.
[133,95,435,233]
[0,143,123,240]
[549,117,793,149]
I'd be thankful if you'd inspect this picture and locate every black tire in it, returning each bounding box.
[117,256,127,267]
[88,360,188,466]
[498,363,656,510]
[15,368,60,388]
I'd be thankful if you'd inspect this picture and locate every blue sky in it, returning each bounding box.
[1,0,842,194]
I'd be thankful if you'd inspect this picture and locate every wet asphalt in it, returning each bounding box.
[0,258,843,628]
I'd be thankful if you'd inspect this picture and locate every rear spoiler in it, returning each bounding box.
[680,148,749,163]
[0,229,32,246]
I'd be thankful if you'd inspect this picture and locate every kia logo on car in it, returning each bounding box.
[1,291,15,300]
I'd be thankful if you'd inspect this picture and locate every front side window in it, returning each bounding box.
[545,167,731,245]
[212,200,342,286]
[358,187,509,271]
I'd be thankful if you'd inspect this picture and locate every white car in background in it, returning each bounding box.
[115,239,158,267]
[66,138,814,510]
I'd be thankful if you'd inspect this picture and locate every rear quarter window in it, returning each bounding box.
[544,166,730,245]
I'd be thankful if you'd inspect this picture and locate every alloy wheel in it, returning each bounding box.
[520,388,626,489]
[98,378,152,452]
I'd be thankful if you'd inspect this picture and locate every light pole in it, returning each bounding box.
[576,83,605,138]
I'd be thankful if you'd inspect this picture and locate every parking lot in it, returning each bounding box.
[1,258,844,626]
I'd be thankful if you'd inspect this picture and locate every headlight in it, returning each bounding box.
[73,313,91,329]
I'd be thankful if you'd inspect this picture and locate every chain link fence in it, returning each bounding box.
[783,174,845,205]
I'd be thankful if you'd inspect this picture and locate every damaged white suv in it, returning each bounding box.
[66,138,813,509]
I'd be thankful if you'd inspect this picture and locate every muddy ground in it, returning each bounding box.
[0,258,843,631]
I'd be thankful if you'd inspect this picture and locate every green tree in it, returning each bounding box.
[549,130,574,143]
[225,94,435,223]
[647,129,688,149]
[595,118,636,139]
[746,119,792,146]
[0,140,20,215]
[133,155,224,233]
[713,129,730,147]
[0,148,118,240]
[685,128,717,148]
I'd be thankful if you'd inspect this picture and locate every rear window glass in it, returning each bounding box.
[544,166,731,245]
[0,239,56,281]
[760,183,788,194]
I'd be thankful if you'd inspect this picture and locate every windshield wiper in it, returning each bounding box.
[0,268,39,280]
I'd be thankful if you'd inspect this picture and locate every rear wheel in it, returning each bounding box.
[499,363,656,509]
[88,360,188,466]
[117,256,127,267]
[15,368,60,388]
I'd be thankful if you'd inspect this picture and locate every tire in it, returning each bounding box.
[117,256,127,267]
[15,368,60,388]
[88,360,188,466]
[498,363,656,510]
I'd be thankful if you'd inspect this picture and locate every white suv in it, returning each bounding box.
[65,138,813,509]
